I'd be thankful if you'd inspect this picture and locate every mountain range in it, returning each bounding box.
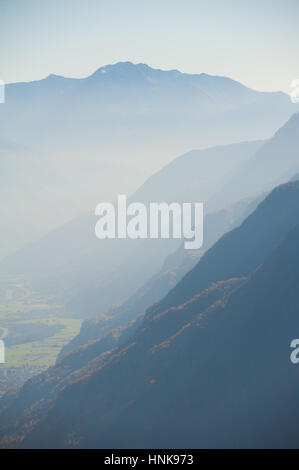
[1,180,299,448]
[1,64,299,449]
[1,62,298,258]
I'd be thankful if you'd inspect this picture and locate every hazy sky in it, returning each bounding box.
[1,0,299,93]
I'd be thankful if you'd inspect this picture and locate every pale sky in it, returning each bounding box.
[1,0,299,93]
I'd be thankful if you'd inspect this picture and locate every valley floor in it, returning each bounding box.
[0,275,81,396]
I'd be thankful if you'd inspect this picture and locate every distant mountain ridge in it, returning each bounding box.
[1,61,298,258]
[209,112,299,210]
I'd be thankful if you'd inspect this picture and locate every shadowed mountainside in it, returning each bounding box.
[59,194,262,357]
[1,181,299,448]
[209,112,299,210]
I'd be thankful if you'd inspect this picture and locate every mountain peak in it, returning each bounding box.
[284,111,299,127]
[92,61,181,78]
[43,73,76,83]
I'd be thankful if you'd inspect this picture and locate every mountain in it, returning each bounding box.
[116,109,299,321]
[209,112,299,210]
[59,194,259,357]
[1,181,299,448]
[3,62,296,149]
[147,180,299,317]
[131,141,263,204]
[1,61,298,258]
[0,140,261,317]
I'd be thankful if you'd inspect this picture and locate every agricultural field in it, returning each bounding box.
[0,275,81,396]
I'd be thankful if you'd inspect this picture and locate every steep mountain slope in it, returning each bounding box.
[60,195,260,357]
[147,181,299,318]
[92,221,299,449]
[56,221,299,449]
[131,141,263,204]
[1,181,299,448]
[209,112,299,210]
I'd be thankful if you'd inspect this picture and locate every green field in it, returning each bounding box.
[0,275,81,396]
